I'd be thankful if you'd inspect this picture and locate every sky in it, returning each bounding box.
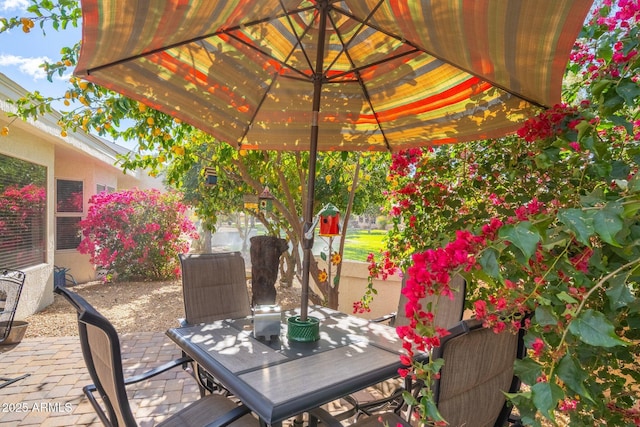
[0,0,81,97]
[0,0,139,148]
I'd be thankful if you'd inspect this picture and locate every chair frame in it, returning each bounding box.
[54,284,253,427]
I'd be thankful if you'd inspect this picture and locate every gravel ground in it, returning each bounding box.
[25,279,302,338]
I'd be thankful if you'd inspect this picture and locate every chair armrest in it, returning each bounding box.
[124,355,193,386]
[371,312,396,323]
[204,404,252,427]
[82,385,113,426]
[83,355,194,397]
[308,407,344,427]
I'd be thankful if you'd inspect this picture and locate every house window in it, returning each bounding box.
[56,179,83,250]
[96,184,115,194]
[0,153,47,269]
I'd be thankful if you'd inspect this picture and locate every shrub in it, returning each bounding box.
[78,189,198,281]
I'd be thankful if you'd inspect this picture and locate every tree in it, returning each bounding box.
[0,1,390,308]
[156,130,390,306]
[366,1,640,425]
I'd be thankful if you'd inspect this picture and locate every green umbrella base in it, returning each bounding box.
[287,316,320,342]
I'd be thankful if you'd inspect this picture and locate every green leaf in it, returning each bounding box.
[605,275,635,310]
[424,397,445,422]
[600,92,625,116]
[556,291,578,304]
[609,160,631,180]
[320,252,327,261]
[616,78,640,107]
[514,358,543,386]
[531,381,564,420]
[478,248,500,278]
[535,306,558,326]
[609,115,635,136]
[333,275,340,286]
[629,175,640,193]
[556,354,594,402]
[591,78,613,98]
[593,203,624,246]
[557,209,594,245]
[534,152,552,169]
[568,310,627,348]
[498,222,540,261]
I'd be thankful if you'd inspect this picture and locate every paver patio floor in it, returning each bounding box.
[0,332,200,426]
[0,332,365,426]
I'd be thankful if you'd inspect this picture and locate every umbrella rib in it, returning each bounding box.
[327,2,392,152]
[279,0,316,76]
[81,4,319,76]
[237,69,283,146]
[225,32,311,81]
[335,7,549,109]
[322,0,386,73]
[353,69,392,151]
[324,48,420,82]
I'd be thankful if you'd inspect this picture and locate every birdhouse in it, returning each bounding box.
[319,204,340,236]
[243,194,259,212]
[204,167,217,186]
[259,187,274,213]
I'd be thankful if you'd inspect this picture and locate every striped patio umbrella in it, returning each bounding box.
[75,0,593,321]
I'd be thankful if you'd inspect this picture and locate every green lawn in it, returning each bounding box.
[341,229,387,262]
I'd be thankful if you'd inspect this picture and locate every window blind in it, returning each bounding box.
[0,154,47,269]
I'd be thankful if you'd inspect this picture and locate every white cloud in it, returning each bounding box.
[0,54,49,80]
[0,0,30,12]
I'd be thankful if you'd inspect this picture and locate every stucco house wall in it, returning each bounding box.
[0,73,163,318]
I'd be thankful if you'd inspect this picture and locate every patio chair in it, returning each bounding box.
[374,272,467,328]
[337,273,466,418]
[179,252,252,395]
[54,284,258,427]
[311,317,525,427]
[0,268,26,344]
[0,269,31,388]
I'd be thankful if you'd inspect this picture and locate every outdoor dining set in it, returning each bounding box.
[50,251,525,427]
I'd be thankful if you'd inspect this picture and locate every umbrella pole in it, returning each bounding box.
[300,1,328,322]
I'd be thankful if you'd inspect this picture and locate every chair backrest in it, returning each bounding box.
[54,285,137,427]
[394,273,466,330]
[179,252,252,324]
[432,318,522,427]
[0,269,26,342]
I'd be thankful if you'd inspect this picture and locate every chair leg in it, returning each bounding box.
[0,374,30,389]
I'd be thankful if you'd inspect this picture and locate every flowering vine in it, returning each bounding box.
[363,1,640,425]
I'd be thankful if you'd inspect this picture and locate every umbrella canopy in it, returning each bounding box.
[74,0,592,320]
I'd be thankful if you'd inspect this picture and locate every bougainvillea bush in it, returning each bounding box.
[364,1,640,426]
[78,189,198,282]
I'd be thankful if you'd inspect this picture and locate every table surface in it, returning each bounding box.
[166,306,416,425]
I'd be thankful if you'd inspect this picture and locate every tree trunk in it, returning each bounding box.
[250,236,288,306]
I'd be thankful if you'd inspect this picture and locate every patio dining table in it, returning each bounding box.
[166,306,424,426]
